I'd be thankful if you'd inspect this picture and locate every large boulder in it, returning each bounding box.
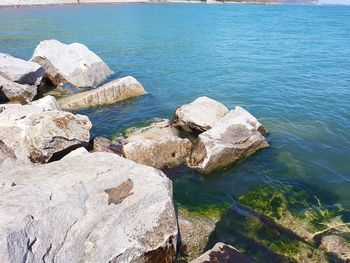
[0,75,37,104]
[0,151,178,262]
[58,76,145,110]
[0,98,91,163]
[90,136,123,155]
[0,52,44,85]
[190,242,255,263]
[122,119,193,169]
[31,39,113,88]
[173,96,229,133]
[187,107,268,173]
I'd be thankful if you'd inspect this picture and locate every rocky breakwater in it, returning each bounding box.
[0,53,44,103]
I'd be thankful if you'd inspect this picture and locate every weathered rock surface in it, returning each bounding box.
[0,52,44,85]
[190,242,255,263]
[0,98,91,163]
[58,76,145,110]
[187,107,268,173]
[90,136,123,155]
[0,152,178,262]
[122,119,193,169]
[173,96,229,133]
[31,39,113,88]
[320,235,350,261]
[0,75,37,103]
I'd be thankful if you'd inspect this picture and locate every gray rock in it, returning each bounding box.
[187,107,268,173]
[122,119,193,169]
[31,39,113,88]
[173,96,229,133]
[320,235,350,261]
[90,136,123,155]
[0,52,44,85]
[58,76,145,110]
[0,100,91,163]
[0,152,178,263]
[190,242,255,263]
[0,75,37,104]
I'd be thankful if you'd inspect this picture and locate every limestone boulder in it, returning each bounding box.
[0,52,44,85]
[0,100,91,163]
[122,119,193,169]
[31,39,113,88]
[0,152,178,262]
[187,107,268,173]
[190,242,255,263]
[90,136,123,155]
[0,75,37,104]
[58,76,145,110]
[173,96,229,133]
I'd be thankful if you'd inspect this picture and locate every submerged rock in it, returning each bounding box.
[0,75,37,103]
[320,235,350,261]
[31,39,113,88]
[58,76,145,110]
[0,52,44,85]
[190,242,255,263]
[173,96,229,133]
[187,107,268,173]
[0,152,178,262]
[122,119,193,169]
[0,98,91,163]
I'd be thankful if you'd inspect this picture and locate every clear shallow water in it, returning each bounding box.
[1,3,350,260]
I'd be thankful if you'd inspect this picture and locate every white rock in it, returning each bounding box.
[187,107,268,173]
[173,96,229,133]
[0,109,91,163]
[31,39,113,88]
[0,53,44,86]
[0,152,178,262]
[0,75,37,104]
[123,119,193,169]
[58,76,145,110]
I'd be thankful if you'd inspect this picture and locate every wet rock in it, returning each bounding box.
[190,242,255,263]
[31,39,113,88]
[58,76,145,110]
[122,119,193,169]
[0,152,178,262]
[320,235,350,261]
[0,75,37,104]
[173,96,229,133]
[90,136,123,155]
[0,101,91,163]
[187,107,268,173]
[0,52,44,85]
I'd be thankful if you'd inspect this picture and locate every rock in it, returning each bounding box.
[320,235,350,261]
[187,107,268,173]
[0,52,44,85]
[173,96,229,133]
[58,76,145,110]
[31,39,113,88]
[122,119,193,169]
[0,152,178,262]
[0,107,91,163]
[0,96,60,124]
[90,136,123,155]
[0,75,37,104]
[190,242,255,263]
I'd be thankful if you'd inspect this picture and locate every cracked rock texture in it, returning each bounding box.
[0,75,37,104]
[0,151,178,263]
[31,39,113,88]
[58,76,145,110]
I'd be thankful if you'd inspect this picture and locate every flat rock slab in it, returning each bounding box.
[0,152,178,262]
[122,119,193,169]
[0,75,37,104]
[0,53,44,85]
[31,39,113,88]
[190,242,255,263]
[187,106,268,173]
[58,76,145,110]
[173,96,229,133]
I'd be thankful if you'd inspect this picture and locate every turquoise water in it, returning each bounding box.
[1,3,350,261]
